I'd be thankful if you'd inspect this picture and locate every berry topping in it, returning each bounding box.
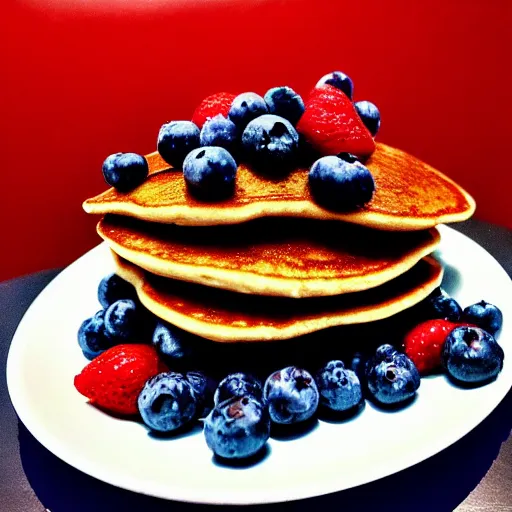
[308,155,375,210]
[138,372,197,432]
[101,153,148,192]
[97,273,137,309]
[183,146,237,200]
[354,100,381,137]
[424,290,462,322]
[204,396,270,459]
[462,301,503,336]
[373,344,399,362]
[366,345,420,405]
[74,344,160,415]
[443,326,504,384]
[316,360,363,412]
[157,120,200,168]
[263,86,305,125]
[404,319,461,375]
[241,114,299,174]
[228,92,268,129]
[77,310,112,360]
[297,85,375,158]
[104,299,143,343]
[263,366,319,424]
[214,372,263,404]
[199,115,238,155]
[192,92,237,129]
[186,371,216,418]
[152,321,196,364]
[316,71,354,100]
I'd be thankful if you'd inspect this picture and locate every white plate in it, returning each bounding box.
[6,226,512,505]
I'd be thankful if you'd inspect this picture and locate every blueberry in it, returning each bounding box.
[316,360,363,412]
[214,373,263,404]
[77,310,112,360]
[463,301,503,336]
[157,120,200,167]
[425,290,462,321]
[354,100,381,137]
[183,146,237,200]
[373,344,399,363]
[138,372,197,432]
[443,326,504,384]
[97,273,137,309]
[186,371,216,418]
[104,299,142,342]
[204,395,270,459]
[152,321,195,362]
[264,86,305,125]
[241,114,299,174]
[263,366,319,424]
[101,152,148,192]
[228,92,268,129]
[309,156,375,210]
[199,115,238,155]
[366,345,420,405]
[316,71,354,99]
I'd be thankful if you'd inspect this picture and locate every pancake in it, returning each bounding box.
[112,252,443,342]
[98,215,440,298]
[84,143,475,231]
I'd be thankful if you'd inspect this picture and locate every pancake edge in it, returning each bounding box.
[99,219,441,298]
[113,253,444,342]
[84,194,475,231]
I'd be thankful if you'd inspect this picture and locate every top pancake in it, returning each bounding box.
[83,143,475,231]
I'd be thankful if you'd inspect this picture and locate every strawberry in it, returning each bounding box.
[74,344,161,415]
[296,85,375,158]
[192,92,237,129]
[403,319,472,375]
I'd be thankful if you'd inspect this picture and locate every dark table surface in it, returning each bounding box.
[1,219,511,512]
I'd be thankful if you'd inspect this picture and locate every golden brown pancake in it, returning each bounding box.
[112,253,443,342]
[99,215,440,298]
[84,143,475,230]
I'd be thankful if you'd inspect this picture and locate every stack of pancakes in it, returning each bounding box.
[83,143,475,343]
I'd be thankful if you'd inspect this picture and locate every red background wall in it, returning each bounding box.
[2,0,511,282]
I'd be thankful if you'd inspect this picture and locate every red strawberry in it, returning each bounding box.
[74,344,161,415]
[192,92,237,129]
[403,320,472,375]
[296,85,375,158]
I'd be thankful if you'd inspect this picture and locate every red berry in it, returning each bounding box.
[74,344,161,415]
[296,85,375,158]
[192,92,237,129]
[403,319,471,375]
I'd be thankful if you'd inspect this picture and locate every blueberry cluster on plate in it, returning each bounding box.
[78,273,152,359]
[78,275,504,461]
